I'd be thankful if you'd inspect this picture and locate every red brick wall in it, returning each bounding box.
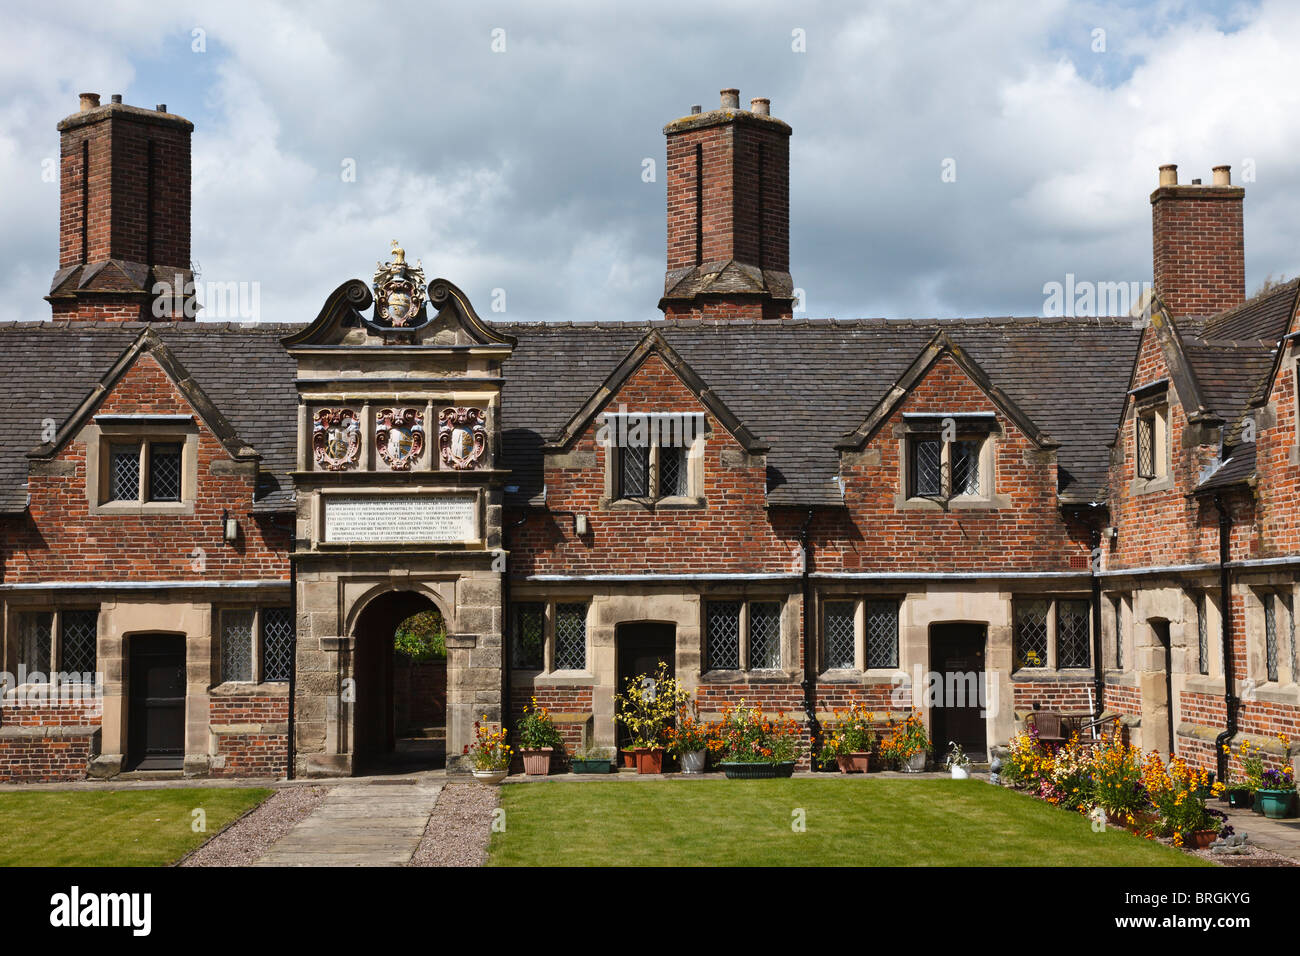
[1013,679,1095,714]
[1151,184,1244,319]
[0,699,101,782]
[209,694,288,777]
[3,352,290,583]
[1252,340,1300,556]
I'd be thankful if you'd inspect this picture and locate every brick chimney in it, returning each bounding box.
[47,94,195,321]
[659,89,794,321]
[1150,163,1245,319]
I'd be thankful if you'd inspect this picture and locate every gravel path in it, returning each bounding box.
[180,786,330,867]
[407,783,499,867]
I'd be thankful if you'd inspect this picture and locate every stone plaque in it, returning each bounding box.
[323,494,477,544]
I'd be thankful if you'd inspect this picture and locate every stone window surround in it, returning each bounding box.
[299,398,498,473]
[508,599,593,681]
[600,410,706,511]
[2,606,101,691]
[817,594,905,680]
[1245,585,1298,689]
[1187,587,1222,678]
[699,597,790,679]
[83,418,199,516]
[1128,392,1173,495]
[1011,596,1094,675]
[1104,592,1132,673]
[894,423,1007,512]
[214,605,292,690]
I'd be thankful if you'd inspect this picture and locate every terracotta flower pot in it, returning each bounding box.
[621,749,637,769]
[1185,829,1218,849]
[836,752,871,774]
[521,747,553,776]
[634,747,664,774]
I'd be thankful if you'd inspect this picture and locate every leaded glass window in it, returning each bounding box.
[748,602,781,670]
[707,601,742,670]
[618,443,650,498]
[824,601,856,670]
[952,440,981,496]
[262,607,294,682]
[1197,593,1209,676]
[109,445,140,501]
[1136,414,1155,479]
[19,612,52,676]
[222,609,255,683]
[1113,598,1124,670]
[148,442,182,502]
[1056,599,1091,668]
[1264,593,1279,682]
[911,438,943,498]
[1015,600,1049,668]
[1290,592,1298,685]
[865,600,899,669]
[658,446,687,497]
[512,602,545,670]
[60,609,98,677]
[554,603,587,671]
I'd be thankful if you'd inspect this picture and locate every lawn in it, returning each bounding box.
[488,778,1209,867]
[0,787,272,866]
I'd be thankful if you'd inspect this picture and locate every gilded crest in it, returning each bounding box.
[438,406,487,470]
[372,240,427,327]
[376,407,425,470]
[312,408,361,471]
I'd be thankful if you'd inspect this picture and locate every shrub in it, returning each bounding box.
[818,702,877,767]
[716,701,803,764]
[614,662,691,749]
[879,710,930,765]
[1090,729,1146,821]
[1143,754,1221,846]
[393,610,446,661]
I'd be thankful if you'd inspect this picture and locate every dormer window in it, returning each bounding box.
[604,410,702,506]
[108,440,182,502]
[1129,382,1170,489]
[88,415,196,514]
[899,413,997,506]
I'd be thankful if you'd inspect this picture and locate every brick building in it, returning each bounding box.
[0,89,1296,783]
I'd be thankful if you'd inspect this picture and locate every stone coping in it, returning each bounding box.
[1178,722,1296,756]
[0,724,100,738]
[210,722,289,736]
[209,682,291,698]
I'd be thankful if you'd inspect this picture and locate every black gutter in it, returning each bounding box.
[1212,494,1238,783]
[797,510,820,766]
[500,510,530,739]
[1089,526,1105,722]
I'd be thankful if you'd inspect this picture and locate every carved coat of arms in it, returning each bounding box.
[376,407,425,470]
[313,408,361,470]
[372,240,427,327]
[438,406,487,470]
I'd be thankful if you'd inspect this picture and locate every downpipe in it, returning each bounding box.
[797,510,821,768]
[1211,494,1238,783]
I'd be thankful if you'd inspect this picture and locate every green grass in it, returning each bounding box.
[489,778,1210,867]
[0,787,273,866]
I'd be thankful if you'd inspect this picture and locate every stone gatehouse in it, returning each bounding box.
[0,89,1297,784]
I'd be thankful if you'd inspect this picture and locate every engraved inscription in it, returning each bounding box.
[323,495,477,544]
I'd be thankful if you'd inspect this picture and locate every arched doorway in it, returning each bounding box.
[352,591,448,772]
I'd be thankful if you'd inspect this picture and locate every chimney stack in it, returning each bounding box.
[1151,164,1245,318]
[47,94,195,322]
[659,88,794,321]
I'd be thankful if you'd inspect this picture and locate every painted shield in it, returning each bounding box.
[376,408,425,470]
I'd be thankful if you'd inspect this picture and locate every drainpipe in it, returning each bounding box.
[1089,525,1105,722]
[797,510,820,766]
[500,511,530,739]
[286,546,297,781]
[1212,494,1238,783]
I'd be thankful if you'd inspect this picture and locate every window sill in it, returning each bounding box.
[699,669,797,683]
[604,496,705,512]
[210,681,290,696]
[1010,667,1095,681]
[1128,475,1174,496]
[893,494,1007,512]
[529,672,595,687]
[91,500,194,517]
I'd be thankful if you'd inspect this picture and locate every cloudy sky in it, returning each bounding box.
[1,0,1297,325]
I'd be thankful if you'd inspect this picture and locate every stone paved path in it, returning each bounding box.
[255,779,442,866]
[1220,803,1300,861]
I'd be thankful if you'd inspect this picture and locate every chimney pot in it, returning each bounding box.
[1158,164,1178,187]
[750,97,770,116]
[690,104,701,115]
[1212,165,1231,186]
[1191,178,1201,185]
[111,94,122,104]
[720,88,740,109]
[156,104,167,113]
[78,92,100,112]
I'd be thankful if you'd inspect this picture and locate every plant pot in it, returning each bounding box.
[570,758,613,774]
[621,749,637,769]
[1257,789,1299,819]
[679,749,707,774]
[835,752,871,774]
[951,765,970,780]
[1227,788,1253,809]
[902,751,927,773]
[521,747,553,776]
[720,761,796,779]
[471,768,508,785]
[1185,829,1218,849]
[634,747,664,774]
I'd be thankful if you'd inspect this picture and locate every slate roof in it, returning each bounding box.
[494,317,1144,506]
[0,322,299,513]
[0,314,1148,513]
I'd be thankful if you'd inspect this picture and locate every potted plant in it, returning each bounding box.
[665,705,715,774]
[1091,729,1146,826]
[715,701,804,778]
[944,741,972,779]
[1144,753,1223,849]
[614,662,690,774]
[464,717,512,784]
[881,710,930,772]
[1222,738,1263,809]
[818,703,876,773]
[517,697,563,775]
[570,745,615,775]
[1256,765,1297,819]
